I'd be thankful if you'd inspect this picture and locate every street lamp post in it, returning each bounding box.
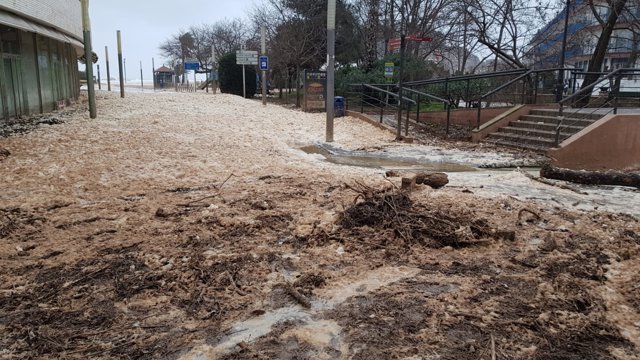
[556,0,571,102]
[326,0,336,142]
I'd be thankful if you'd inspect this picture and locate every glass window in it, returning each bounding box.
[0,26,20,55]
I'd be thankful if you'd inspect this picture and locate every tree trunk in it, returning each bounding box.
[295,65,301,108]
[365,0,380,70]
[578,0,627,106]
[541,164,640,188]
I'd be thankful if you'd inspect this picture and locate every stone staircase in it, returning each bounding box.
[483,109,604,152]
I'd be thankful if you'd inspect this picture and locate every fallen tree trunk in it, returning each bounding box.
[540,164,640,188]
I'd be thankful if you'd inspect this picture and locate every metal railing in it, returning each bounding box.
[343,67,640,141]
[555,68,640,145]
[346,84,417,136]
[345,83,455,137]
[475,69,535,128]
[401,87,452,135]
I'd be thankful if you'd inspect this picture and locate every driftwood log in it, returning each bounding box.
[416,172,449,189]
[541,164,640,189]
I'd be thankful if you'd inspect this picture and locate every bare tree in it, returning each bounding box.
[465,0,553,69]
[580,0,632,93]
[159,19,250,83]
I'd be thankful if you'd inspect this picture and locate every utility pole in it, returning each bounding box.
[117,30,125,98]
[326,0,336,142]
[556,0,571,102]
[261,25,267,106]
[81,0,96,118]
[396,0,406,140]
[105,46,111,91]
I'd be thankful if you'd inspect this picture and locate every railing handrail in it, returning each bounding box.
[478,69,535,101]
[401,87,450,105]
[559,68,626,105]
[404,68,529,87]
[361,84,417,105]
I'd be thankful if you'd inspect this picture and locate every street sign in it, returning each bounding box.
[184,61,199,71]
[388,38,401,52]
[384,62,394,77]
[406,35,433,42]
[236,50,259,65]
[388,35,433,52]
[259,56,268,71]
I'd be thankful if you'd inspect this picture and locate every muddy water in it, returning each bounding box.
[300,144,476,172]
[299,143,640,216]
[180,266,422,359]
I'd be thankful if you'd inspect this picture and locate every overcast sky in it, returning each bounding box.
[89,0,256,82]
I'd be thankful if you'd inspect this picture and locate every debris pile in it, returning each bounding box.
[338,184,495,248]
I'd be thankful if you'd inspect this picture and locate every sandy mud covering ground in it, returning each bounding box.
[1,91,639,359]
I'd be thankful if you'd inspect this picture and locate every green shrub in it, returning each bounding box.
[218,52,257,98]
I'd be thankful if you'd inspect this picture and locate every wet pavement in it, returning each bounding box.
[299,142,640,217]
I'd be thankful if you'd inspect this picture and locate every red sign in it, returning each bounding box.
[388,35,432,52]
[388,38,401,52]
[407,35,433,42]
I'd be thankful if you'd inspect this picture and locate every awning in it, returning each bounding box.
[0,10,83,49]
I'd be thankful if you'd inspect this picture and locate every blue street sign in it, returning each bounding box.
[259,56,268,71]
[185,62,199,71]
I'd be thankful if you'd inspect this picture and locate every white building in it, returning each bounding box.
[0,0,83,120]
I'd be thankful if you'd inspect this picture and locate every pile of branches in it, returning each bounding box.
[339,183,493,248]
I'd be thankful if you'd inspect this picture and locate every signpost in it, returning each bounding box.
[260,25,267,106]
[236,47,258,98]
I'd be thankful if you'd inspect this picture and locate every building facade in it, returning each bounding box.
[529,0,640,72]
[0,0,83,121]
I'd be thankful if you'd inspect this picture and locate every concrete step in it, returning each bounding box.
[509,120,584,133]
[485,132,558,149]
[520,114,595,127]
[529,109,603,121]
[498,126,575,139]
[483,137,550,152]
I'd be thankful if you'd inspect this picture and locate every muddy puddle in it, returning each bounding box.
[299,144,476,172]
[180,266,423,359]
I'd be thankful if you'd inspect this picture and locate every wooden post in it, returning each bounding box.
[105,46,111,91]
[152,58,156,91]
[140,61,143,90]
[212,45,217,94]
[81,0,96,118]
[97,64,101,90]
[117,31,124,98]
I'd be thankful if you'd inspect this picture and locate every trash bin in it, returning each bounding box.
[334,96,345,117]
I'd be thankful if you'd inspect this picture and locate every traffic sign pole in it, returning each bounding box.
[242,64,246,98]
[261,26,267,106]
